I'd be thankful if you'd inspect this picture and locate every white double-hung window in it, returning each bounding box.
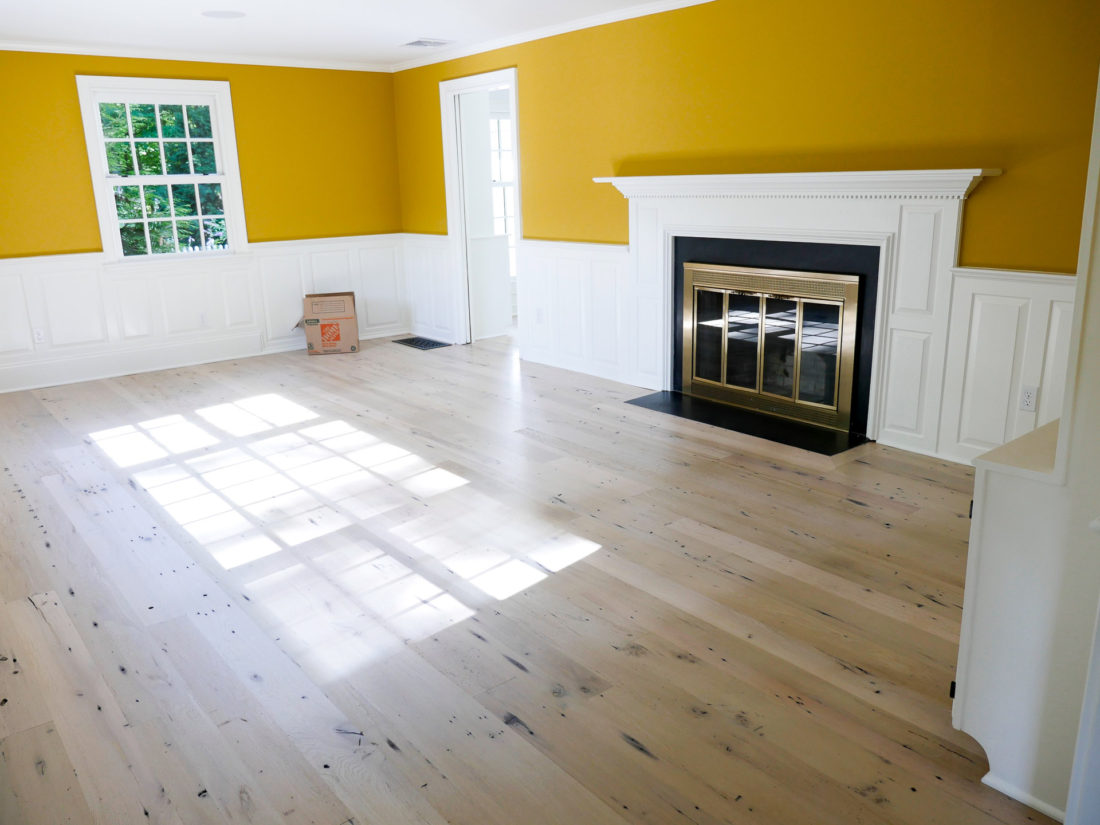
[76,76,247,260]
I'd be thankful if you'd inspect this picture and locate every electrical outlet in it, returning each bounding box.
[1020,384,1039,412]
[32,328,45,344]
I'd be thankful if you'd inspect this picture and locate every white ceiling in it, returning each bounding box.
[0,0,712,72]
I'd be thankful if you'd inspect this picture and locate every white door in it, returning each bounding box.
[440,69,521,344]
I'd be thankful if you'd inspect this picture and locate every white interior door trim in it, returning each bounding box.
[439,67,521,345]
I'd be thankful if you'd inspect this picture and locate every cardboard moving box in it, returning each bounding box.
[300,292,359,355]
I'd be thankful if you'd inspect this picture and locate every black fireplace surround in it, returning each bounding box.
[672,236,880,440]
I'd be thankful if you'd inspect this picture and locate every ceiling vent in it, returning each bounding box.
[403,38,452,48]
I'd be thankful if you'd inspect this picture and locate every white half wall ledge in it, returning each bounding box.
[594,169,1001,200]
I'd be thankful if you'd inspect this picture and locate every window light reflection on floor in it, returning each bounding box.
[95,392,601,682]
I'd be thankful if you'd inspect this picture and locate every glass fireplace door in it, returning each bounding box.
[683,264,859,431]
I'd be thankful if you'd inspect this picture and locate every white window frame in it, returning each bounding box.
[75,75,249,262]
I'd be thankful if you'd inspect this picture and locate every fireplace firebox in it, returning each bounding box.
[682,263,860,432]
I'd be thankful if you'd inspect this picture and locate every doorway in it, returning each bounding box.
[440,69,520,344]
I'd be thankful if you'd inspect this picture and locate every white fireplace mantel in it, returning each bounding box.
[595,168,999,200]
[594,168,1000,456]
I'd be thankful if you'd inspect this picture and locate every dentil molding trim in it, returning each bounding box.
[594,169,1001,200]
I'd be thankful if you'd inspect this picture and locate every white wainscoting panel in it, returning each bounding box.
[0,274,33,354]
[938,268,1077,464]
[401,234,459,344]
[893,207,940,314]
[517,240,630,384]
[0,234,409,393]
[42,268,108,346]
[359,246,402,329]
[883,330,930,436]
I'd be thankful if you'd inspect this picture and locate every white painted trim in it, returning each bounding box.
[439,68,521,346]
[0,40,393,73]
[596,169,1000,200]
[982,774,1067,823]
[0,0,716,73]
[390,0,716,71]
[1064,66,1100,825]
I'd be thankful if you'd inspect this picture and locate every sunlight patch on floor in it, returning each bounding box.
[95,392,600,682]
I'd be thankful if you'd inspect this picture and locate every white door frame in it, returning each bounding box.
[439,68,522,344]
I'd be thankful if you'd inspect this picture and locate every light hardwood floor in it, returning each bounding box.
[0,335,1051,825]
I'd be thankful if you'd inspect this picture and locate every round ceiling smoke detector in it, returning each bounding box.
[201,10,246,18]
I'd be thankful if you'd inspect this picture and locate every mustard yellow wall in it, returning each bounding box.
[0,51,401,258]
[394,0,1100,274]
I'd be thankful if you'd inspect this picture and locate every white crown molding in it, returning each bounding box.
[594,169,1001,201]
[387,0,716,72]
[0,40,393,73]
[0,0,715,74]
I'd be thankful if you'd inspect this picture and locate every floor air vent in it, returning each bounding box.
[393,337,450,350]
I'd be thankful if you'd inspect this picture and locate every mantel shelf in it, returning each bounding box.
[594,169,1000,201]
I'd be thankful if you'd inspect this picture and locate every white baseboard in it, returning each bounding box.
[982,772,1066,823]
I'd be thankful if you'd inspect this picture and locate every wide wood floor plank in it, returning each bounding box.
[0,334,1055,825]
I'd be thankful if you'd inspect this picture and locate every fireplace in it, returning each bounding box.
[595,169,998,455]
[682,263,859,432]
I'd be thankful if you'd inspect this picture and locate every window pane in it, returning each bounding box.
[171,184,198,217]
[499,119,512,151]
[761,298,798,398]
[725,293,760,390]
[143,185,170,218]
[797,302,840,406]
[490,154,500,182]
[198,183,223,216]
[99,103,129,138]
[120,223,148,256]
[177,219,201,251]
[191,142,216,174]
[694,289,724,383]
[186,105,212,138]
[114,186,142,220]
[135,142,163,175]
[500,151,514,183]
[504,187,515,216]
[164,142,190,174]
[148,221,176,254]
[491,187,504,218]
[159,104,185,138]
[493,218,505,236]
[489,121,499,151]
[202,217,228,249]
[130,104,158,138]
[105,142,135,176]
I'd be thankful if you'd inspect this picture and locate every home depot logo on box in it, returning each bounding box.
[297,292,359,355]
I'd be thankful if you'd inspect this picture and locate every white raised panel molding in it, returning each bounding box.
[0,234,410,393]
[938,268,1077,464]
[42,268,108,346]
[0,274,33,354]
[882,330,929,435]
[402,233,460,344]
[517,239,630,384]
[596,169,998,457]
[893,207,941,314]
